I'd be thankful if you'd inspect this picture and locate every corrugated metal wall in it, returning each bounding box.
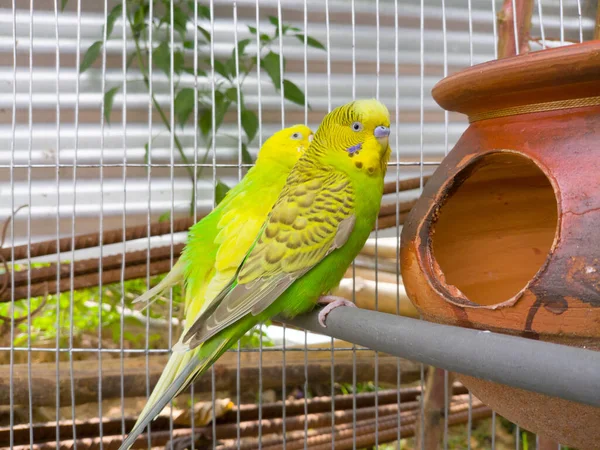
[1,0,596,254]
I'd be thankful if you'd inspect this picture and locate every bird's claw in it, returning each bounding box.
[317,295,356,328]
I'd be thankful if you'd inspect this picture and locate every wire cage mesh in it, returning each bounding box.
[1,0,599,449]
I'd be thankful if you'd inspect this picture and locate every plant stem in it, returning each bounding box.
[126,10,198,215]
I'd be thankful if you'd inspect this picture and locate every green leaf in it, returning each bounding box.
[183,66,207,77]
[283,79,306,106]
[80,41,102,73]
[242,143,253,165]
[236,38,251,57]
[152,41,171,76]
[153,43,184,76]
[225,87,240,103]
[197,25,211,42]
[105,4,122,39]
[241,110,258,142]
[268,16,279,28]
[61,0,68,12]
[197,4,211,19]
[261,51,282,88]
[199,110,211,136]
[174,88,195,126]
[144,142,150,165]
[212,59,229,79]
[132,4,148,35]
[248,25,257,34]
[173,50,185,75]
[158,210,171,223]
[214,181,230,205]
[294,34,326,50]
[173,6,189,39]
[103,86,120,124]
[199,92,230,137]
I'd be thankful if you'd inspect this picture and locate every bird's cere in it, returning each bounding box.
[374,125,390,139]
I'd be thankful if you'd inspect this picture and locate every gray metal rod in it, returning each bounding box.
[281,307,600,408]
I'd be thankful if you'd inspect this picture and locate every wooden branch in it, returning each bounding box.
[416,367,457,450]
[596,0,600,40]
[497,0,535,58]
[2,385,469,447]
[1,341,421,407]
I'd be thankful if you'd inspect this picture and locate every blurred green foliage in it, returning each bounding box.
[76,0,325,211]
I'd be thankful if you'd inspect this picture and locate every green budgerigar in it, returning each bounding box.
[120,99,391,449]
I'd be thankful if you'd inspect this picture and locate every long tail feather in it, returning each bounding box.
[132,260,184,310]
[118,333,234,450]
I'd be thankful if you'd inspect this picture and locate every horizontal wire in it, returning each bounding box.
[0,161,441,169]
[4,345,376,353]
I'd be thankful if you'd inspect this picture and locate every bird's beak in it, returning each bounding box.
[374,125,390,142]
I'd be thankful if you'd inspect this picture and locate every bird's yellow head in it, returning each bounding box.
[256,124,313,169]
[311,99,391,177]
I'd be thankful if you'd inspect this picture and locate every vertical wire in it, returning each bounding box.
[511,0,520,54]
[374,0,381,447]
[119,0,128,437]
[468,391,473,449]
[145,0,155,446]
[190,0,198,446]
[491,0,498,59]
[27,1,35,447]
[275,3,287,446]
[537,0,546,49]
[468,0,474,64]
[559,0,564,44]
[53,0,62,445]
[97,0,109,446]
[516,425,521,449]
[302,1,309,448]
[209,0,217,446]
[232,3,243,448]
[441,0,450,444]
[9,1,17,447]
[350,2,357,448]
[324,1,334,446]
[490,5,498,447]
[168,0,176,442]
[419,0,426,445]
[255,2,264,447]
[575,0,583,42]
[69,0,83,445]
[393,0,402,447]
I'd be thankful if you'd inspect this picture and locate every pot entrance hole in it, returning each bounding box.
[431,152,558,306]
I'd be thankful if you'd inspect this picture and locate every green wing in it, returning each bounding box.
[181,166,355,349]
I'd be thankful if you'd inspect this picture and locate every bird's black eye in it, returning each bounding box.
[291,132,302,140]
[352,122,363,132]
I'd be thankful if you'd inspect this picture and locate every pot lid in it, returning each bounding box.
[432,41,600,118]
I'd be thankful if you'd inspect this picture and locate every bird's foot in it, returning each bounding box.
[317,295,356,328]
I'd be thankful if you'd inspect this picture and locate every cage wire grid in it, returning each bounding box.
[2,0,596,449]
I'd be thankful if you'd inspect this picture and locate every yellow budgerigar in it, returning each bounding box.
[126,124,312,437]
[121,100,390,449]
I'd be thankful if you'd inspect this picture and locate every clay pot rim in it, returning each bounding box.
[417,149,562,310]
[431,41,600,118]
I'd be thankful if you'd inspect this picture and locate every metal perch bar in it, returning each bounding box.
[282,307,600,408]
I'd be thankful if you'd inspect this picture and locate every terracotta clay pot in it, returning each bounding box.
[400,42,600,448]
